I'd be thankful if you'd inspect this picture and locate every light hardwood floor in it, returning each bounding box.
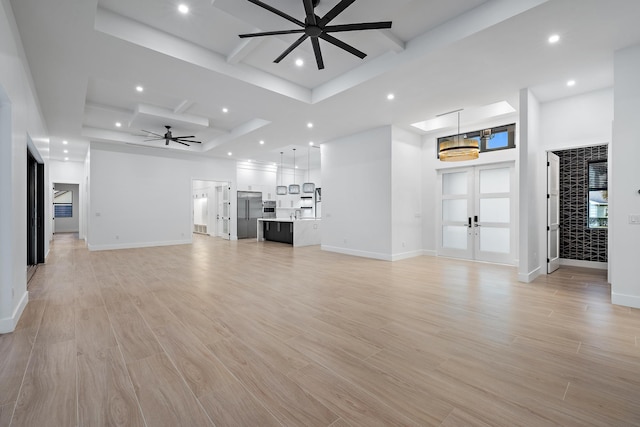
[1,233,639,426]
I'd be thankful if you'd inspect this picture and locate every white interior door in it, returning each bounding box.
[216,184,231,240]
[438,170,474,259]
[474,165,515,264]
[547,152,560,273]
[438,163,515,265]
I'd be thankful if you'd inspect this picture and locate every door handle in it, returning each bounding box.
[468,217,472,228]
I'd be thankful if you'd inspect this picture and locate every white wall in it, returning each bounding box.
[50,159,86,238]
[518,88,542,282]
[321,126,393,260]
[88,143,237,250]
[391,126,423,259]
[0,0,49,333]
[611,44,640,308]
[540,89,613,149]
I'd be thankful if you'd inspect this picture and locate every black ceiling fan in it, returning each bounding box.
[238,0,392,70]
[141,126,201,146]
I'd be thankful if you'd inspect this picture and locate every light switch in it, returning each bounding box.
[629,214,640,224]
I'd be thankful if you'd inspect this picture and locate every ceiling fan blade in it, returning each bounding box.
[239,29,305,38]
[141,130,164,138]
[319,33,366,59]
[274,34,309,63]
[144,138,164,142]
[177,139,201,143]
[318,0,356,26]
[172,135,195,139]
[311,37,324,70]
[324,21,392,33]
[174,140,190,146]
[247,0,305,27]
[303,0,317,25]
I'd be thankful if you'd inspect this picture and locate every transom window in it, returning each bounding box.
[437,123,516,159]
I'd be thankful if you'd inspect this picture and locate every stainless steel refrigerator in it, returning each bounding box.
[237,191,263,239]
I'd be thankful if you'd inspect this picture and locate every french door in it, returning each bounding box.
[437,163,516,264]
[547,152,560,273]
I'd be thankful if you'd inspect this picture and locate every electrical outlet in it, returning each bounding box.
[629,214,640,224]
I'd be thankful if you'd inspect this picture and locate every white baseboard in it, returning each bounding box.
[518,266,541,283]
[391,250,423,261]
[321,245,392,261]
[0,290,29,334]
[88,239,191,251]
[559,258,608,270]
[611,292,640,309]
[421,250,437,257]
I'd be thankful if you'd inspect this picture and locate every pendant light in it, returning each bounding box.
[276,151,287,195]
[288,148,300,194]
[438,110,479,162]
[302,146,315,193]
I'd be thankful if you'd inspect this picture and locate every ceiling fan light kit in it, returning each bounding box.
[239,0,392,70]
[141,125,201,146]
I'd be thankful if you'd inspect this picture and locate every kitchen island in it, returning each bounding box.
[257,218,321,247]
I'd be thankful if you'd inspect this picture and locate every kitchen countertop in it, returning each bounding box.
[257,218,321,246]
[257,218,321,223]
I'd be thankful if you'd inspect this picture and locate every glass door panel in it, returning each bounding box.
[443,199,468,222]
[443,225,469,250]
[438,170,472,258]
[479,228,510,254]
[443,171,468,195]
[475,165,514,264]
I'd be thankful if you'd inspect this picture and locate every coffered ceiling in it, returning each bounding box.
[10,0,640,168]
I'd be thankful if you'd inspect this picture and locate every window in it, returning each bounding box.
[53,190,73,218]
[588,160,607,229]
[437,123,515,159]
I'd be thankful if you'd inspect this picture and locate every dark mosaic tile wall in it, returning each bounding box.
[553,145,608,262]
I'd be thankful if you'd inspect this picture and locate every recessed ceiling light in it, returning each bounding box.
[548,34,560,44]
[259,140,265,145]
[178,4,189,14]
[62,140,68,145]
[307,122,313,128]
[295,58,304,67]
[567,79,576,87]
[247,159,252,163]
[295,166,298,169]
[222,107,228,113]
[309,141,314,146]
[63,149,68,153]
[387,93,395,100]
[135,85,144,92]
[227,152,232,156]
[115,122,122,127]
[64,157,69,161]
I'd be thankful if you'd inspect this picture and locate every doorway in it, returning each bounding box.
[53,183,79,234]
[437,163,516,264]
[27,142,45,282]
[192,180,231,240]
